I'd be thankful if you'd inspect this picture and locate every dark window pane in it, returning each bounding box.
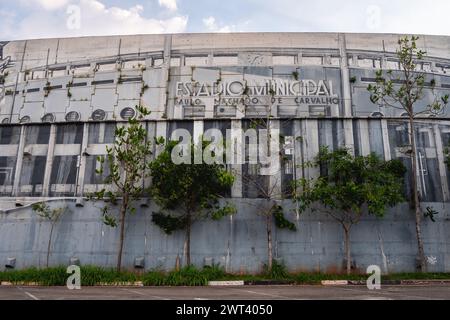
[19,155,46,196]
[56,124,83,144]
[50,155,78,196]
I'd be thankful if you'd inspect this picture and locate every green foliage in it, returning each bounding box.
[444,147,450,171]
[165,265,209,286]
[143,265,226,286]
[272,205,296,231]
[350,76,357,84]
[295,146,406,222]
[382,159,407,179]
[292,71,299,80]
[2,266,450,286]
[141,270,167,286]
[149,139,236,232]
[32,202,66,221]
[0,267,67,286]
[263,260,290,280]
[367,36,449,116]
[151,212,187,235]
[0,266,137,286]
[89,105,152,227]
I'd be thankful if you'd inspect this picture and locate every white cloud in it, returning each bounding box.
[158,0,177,11]
[1,0,188,40]
[245,0,450,35]
[21,0,70,11]
[202,16,234,33]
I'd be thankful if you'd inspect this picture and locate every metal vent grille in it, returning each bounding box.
[19,116,30,123]
[120,107,136,120]
[42,113,55,123]
[92,109,106,121]
[65,111,80,122]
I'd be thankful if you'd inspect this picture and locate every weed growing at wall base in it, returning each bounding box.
[1,266,450,286]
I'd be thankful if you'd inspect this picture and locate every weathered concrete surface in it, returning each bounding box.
[4,33,450,67]
[0,199,449,273]
[1,285,450,300]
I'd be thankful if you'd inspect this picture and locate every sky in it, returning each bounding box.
[0,0,449,40]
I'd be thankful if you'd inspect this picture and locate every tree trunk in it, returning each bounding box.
[408,116,426,272]
[46,223,54,268]
[185,210,192,266]
[343,225,351,275]
[266,212,273,272]
[117,195,128,272]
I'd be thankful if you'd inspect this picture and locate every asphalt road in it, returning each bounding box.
[0,285,449,300]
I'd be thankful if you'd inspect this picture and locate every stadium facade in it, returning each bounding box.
[0,33,449,272]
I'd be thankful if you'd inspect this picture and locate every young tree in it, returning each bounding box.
[239,161,297,273]
[367,36,449,271]
[149,140,236,266]
[32,202,69,268]
[295,146,406,275]
[90,105,152,272]
[237,96,297,272]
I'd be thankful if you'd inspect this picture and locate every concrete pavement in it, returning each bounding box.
[1,285,449,300]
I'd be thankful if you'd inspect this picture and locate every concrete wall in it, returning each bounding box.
[1,32,450,273]
[0,199,449,273]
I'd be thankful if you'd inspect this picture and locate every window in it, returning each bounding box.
[50,155,79,196]
[0,126,20,145]
[19,125,51,196]
[0,127,19,195]
[20,156,46,196]
[56,124,83,144]
[84,156,110,186]
[88,123,116,144]
[25,125,51,145]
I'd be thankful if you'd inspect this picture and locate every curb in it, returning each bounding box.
[208,281,245,286]
[399,280,450,285]
[2,279,450,287]
[0,281,145,287]
[321,280,348,286]
[244,280,296,286]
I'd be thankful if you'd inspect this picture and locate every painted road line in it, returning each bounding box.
[16,287,39,300]
[121,288,170,300]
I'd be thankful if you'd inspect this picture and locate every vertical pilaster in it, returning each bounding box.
[343,119,355,155]
[42,124,56,197]
[269,120,282,199]
[161,35,172,119]
[339,33,352,118]
[230,120,243,198]
[76,123,89,196]
[304,119,320,179]
[193,120,204,145]
[339,34,355,155]
[155,121,167,156]
[381,119,391,161]
[358,119,371,156]
[12,125,26,196]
